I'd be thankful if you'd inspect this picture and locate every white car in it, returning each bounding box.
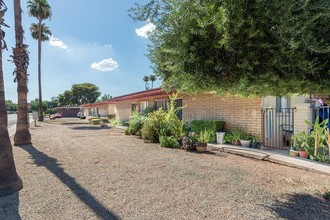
[77,112,83,118]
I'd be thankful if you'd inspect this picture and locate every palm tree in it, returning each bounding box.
[13,0,31,146]
[149,75,156,89]
[30,23,51,41]
[0,0,23,197]
[143,75,150,90]
[28,0,52,122]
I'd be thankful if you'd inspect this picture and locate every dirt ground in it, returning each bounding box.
[1,118,330,220]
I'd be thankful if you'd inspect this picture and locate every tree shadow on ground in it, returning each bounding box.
[19,144,120,220]
[269,193,330,220]
[0,191,21,220]
[70,126,112,131]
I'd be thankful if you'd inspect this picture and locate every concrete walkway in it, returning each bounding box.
[208,143,330,176]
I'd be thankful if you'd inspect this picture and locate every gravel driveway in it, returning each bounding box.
[1,119,330,220]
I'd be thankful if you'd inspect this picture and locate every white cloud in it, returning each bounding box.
[49,36,68,50]
[104,44,112,48]
[91,58,119,72]
[135,22,156,38]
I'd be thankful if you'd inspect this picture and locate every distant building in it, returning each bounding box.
[55,106,80,117]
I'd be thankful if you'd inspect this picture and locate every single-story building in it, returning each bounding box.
[55,106,80,117]
[81,88,324,149]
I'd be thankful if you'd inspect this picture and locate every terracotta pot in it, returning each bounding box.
[196,142,207,153]
[298,150,309,159]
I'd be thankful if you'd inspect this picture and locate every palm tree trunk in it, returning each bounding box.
[0,10,23,196]
[13,0,31,146]
[37,20,43,121]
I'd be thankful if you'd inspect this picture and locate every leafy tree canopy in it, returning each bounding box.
[57,83,101,106]
[130,0,330,96]
[5,100,17,112]
[98,94,112,102]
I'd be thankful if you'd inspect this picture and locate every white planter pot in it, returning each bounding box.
[216,132,225,144]
[240,140,251,148]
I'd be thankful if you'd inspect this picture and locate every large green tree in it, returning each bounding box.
[0,0,23,197]
[5,100,18,112]
[130,0,330,96]
[57,83,101,106]
[99,94,112,102]
[13,0,31,145]
[28,0,52,122]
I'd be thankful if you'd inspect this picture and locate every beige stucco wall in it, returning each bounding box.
[114,100,132,122]
[263,95,308,108]
[108,104,116,115]
[181,93,263,137]
[97,104,108,116]
[294,103,311,134]
[82,108,88,117]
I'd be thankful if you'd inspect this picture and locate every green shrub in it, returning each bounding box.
[224,131,233,144]
[127,111,145,135]
[142,106,156,116]
[141,109,166,143]
[88,117,99,124]
[198,129,211,143]
[160,136,180,148]
[190,120,225,143]
[161,94,184,139]
[125,129,130,135]
[91,119,101,125]
[230,128,246,145]
[110,119,122,126]
[45,108,56,114]
[140,94,184,143]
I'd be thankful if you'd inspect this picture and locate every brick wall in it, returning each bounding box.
[180,93,263,137]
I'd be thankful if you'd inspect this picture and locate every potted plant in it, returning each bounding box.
[196,129,211,153]
[230,128,245,145]
[250,135,259,148]
[240,132,251,148]
[182,132,197,151]
[290,130,312,159]
[289,146,299,157]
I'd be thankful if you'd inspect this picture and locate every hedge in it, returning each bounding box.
[190,120,226,143]
[91,119,101,125]
[88,117,99,124]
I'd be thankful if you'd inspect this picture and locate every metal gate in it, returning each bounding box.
[262,108,295,149]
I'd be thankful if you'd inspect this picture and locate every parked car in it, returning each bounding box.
[54,113,62,118]
[77,112,83,118]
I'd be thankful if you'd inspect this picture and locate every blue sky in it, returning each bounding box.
[3,0,158,103]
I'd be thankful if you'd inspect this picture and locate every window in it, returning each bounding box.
[155,100,168,110]
[131,103,137,112]
[139,101,148,113]
[276,97,290,112]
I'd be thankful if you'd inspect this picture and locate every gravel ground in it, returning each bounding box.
[1,118,330,220]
